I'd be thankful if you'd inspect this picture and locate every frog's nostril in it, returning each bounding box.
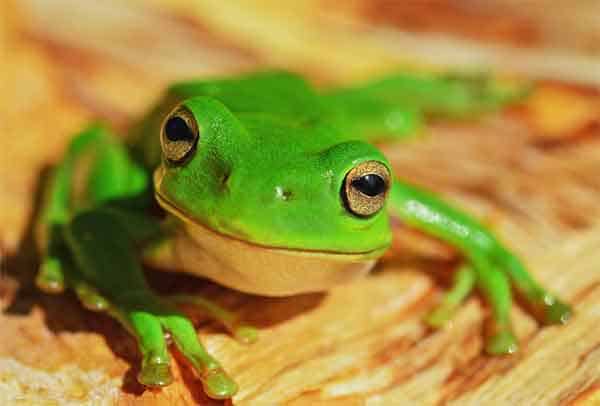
[275,186,293,201]
[221,172,230,186]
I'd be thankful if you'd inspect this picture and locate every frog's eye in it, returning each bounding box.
[160,105,199,164]
[342,161,390,217]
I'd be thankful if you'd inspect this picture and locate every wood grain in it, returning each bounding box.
[2,1,600,404]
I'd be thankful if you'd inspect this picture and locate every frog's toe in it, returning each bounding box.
[202,368,238,400]
[73,281,110,312]
[425,302,458,329]
[159,312,238,399]
[167,294,258,345]
[425,264,476,329]
[537,295,572,325]
[485,329,519,355]
[233,325,259,344]
[138,354,174,387]
[36,258,65,293]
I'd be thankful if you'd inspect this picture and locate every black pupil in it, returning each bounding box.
[351,174,386,197]
[165,116,194,142]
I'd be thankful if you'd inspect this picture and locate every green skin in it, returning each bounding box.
[36,71,571,400]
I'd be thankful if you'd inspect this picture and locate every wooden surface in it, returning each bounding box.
[2,1,600,404]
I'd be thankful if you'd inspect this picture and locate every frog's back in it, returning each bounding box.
[169,70,324,120]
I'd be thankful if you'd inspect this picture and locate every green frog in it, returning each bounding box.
[36,71,571,399]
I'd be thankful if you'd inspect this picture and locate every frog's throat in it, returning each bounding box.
[153,191,386,296]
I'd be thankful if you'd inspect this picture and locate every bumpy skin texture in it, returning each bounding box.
[36,71,570,399]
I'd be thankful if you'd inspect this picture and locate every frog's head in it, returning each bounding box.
[154,96,393,295]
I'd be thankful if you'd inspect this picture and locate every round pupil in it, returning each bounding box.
[351,174,386,197]
[165,116,194,142]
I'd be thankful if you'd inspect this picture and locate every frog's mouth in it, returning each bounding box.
[154,191,386,296]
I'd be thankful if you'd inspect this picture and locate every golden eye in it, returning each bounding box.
[160,105,199,164]
[342,161,390,217]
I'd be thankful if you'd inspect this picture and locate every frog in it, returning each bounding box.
[35,70,572,400]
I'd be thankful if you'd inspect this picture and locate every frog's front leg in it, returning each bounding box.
[61,209,239,399]
[389,180,572,354]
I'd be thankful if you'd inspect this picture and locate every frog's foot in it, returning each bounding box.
[58,275,173,387]
[425,264,476,328]
[485,326,519,355]
[66,283,177,389]
[38,252,112,312]
[72,280,110,312]
[115,292,239,399]
[138,353,173,387]
[167,294,258,344]
[57,209,239,399]
[493,250,573,326]
[524,291,572,326]
[37,253,111,313]
[426,256,521,355]
[426,301,464,329]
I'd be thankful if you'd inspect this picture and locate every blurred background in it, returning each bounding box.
[2,1,600,405]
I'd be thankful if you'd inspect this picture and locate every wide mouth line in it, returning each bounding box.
[154,192,389,258]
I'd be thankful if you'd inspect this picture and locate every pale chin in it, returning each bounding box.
[166,220,378,297]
